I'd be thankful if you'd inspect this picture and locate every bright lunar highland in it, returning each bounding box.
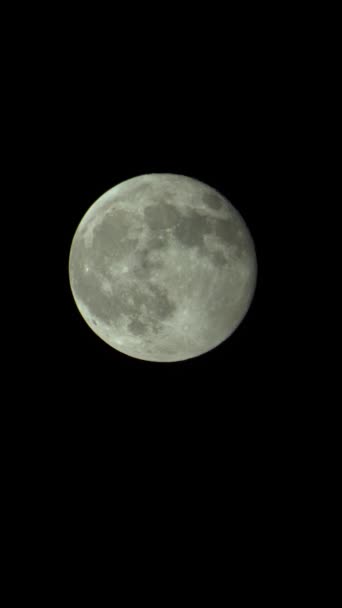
[69,174,257,362]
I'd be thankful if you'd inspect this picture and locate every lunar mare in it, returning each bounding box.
[69,174,257,362]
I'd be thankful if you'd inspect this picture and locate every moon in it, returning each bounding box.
[69,174,257,362]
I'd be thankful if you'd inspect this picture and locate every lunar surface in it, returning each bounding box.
[69,174,257,362]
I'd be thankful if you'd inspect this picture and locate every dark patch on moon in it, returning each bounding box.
[92,209,138,258]
[148,284,176,321]
[211,217,236,242]
[143,201,247,263]
[202,191,224,210]
[210,217,247,259]
[144,202,180,230]
[210,250,228,267]
[126,284,177,337]
[133,249,164,280]
[148,235,168,250]
[80,208,139,265]
[128,318,146,336]
[174,211,211,248]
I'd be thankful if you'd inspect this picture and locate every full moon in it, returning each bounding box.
[69,174,257,362]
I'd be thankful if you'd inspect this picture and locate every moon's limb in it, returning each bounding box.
[69,174,257,362]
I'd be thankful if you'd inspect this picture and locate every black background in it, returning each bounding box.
[36,103,284,548]
[12,10,312,580]
[30,26,292,470]
[19,8,294,419]
[4,7,330,597]
[43,86,285,467]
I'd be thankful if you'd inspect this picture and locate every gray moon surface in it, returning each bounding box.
[69,174,257,362]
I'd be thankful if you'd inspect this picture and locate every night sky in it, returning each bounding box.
[9,10,314,590]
